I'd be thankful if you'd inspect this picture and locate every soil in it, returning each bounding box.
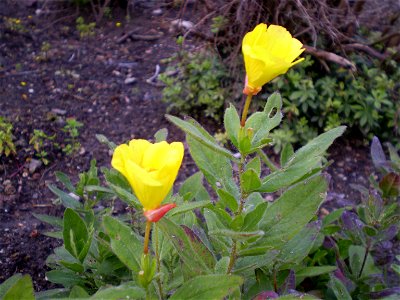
[0,1,374,292]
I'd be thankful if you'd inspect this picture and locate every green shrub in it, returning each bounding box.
[159,47,231,120]
[262,55,400,147]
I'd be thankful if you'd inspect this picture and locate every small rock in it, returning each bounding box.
[170,19,194,32]
[124,77,137,84]
[79,147,86,155]
[29,159,42,174]
[112,70,122,77]
[152,8,162,16]
[28,88,34,94]
[51,108,67,115]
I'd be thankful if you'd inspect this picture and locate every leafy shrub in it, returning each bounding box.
[0,116,16,157]
[262,55,400,147]
[159,46,231,120]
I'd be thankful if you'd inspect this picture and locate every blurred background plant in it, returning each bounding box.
[0,116,16,157]
[159,42,233,121]
[159,0,400,149]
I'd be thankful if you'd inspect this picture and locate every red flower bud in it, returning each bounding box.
[143,203,177,222]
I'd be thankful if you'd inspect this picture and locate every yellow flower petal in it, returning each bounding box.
[242,23,304,94]
[112,139,184,210]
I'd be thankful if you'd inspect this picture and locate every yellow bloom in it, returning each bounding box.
[112,139,184,210]
[242,23,304,95]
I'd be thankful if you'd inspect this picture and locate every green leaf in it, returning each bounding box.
[241,168,262,193]
[256,176,327,249]
[329,274,352,300]
[322,208,346,226]
[84,185,114,194]
[158,218,214,275]
[63,208,90,262]
[2,275,34,300]
[280,143,294,167]
[277,221,321,269]
[55,171,76,193]
[91,284,145,299]
[349,245,379,278]
[379,172,400,198]
[0,274,22,298]
[234,251,279,274]
[49,185,81,209]
[246,156,261,176]
[179,172,210,202]
[246,92,282,147]
[154,128,168,142]
[170,274,243,300]
[95,134,117,150]
[109,183,141,209]
[46,270,85,288]
[209,229,264,241]
[242,202,268,231]
[187,135,239,198]
[103,216,142,273]
[224,104,240,147]
[35,289,69,300]
[284,126,346,166]
[296,266,337,279]
[169,200,211,216]
[259,126,345,192]
[32,213,63,228]
[167,115,237,161]
[217,188,238,212]
[69,285,89,298]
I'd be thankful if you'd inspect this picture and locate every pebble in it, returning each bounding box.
[79,147,86,155]
[170,19,194,32]
[124,77,137,85]
[152,8,162,16]
[51,108,67,115]
[28,159,42,173]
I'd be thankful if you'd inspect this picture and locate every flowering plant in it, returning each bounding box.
[10,24,397,300]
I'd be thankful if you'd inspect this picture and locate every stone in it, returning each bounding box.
[124,77,137,84]
[28,159,42,174]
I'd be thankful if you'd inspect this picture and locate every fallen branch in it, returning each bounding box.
[342,43,388,60]
[117,30,163,44]
[303,45,356,71]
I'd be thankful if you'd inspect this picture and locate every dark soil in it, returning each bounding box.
[0,1,374,292]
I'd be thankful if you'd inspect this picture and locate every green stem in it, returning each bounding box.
[358,240,371,279]
[227,157,247,274]
[257,149,278,172]
[240,94,253,127]
[155,224,164,300]
[143,221,152,255]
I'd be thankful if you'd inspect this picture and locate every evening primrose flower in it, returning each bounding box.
[242,23,304,95]
[111,139,184,211]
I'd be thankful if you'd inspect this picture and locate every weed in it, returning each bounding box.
[0,117,16,157]
[62,118,83,156]
[76,17,96,38]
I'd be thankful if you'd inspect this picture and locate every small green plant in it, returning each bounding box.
[35,41,51,62]
[210,15,228,34]
[262,55,400,147]
[76,17,96,38]
[159,45,230,120]
[29,129,56,165]
[4,17,27,33]
[62,118,83,156]
[0,116,16,157]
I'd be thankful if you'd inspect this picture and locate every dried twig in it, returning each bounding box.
[342,43,388,60]
[303,45,356,71]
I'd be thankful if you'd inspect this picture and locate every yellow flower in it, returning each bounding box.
[112,139,184,210]
[242,23,304,95]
